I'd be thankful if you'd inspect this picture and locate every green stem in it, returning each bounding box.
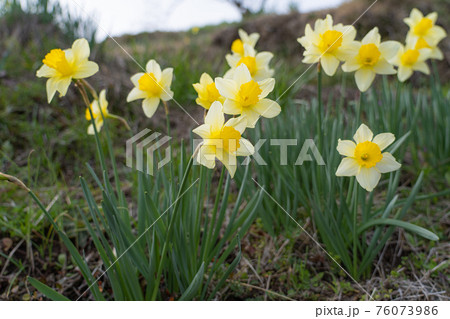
[351,179,359,279]
[317,62,323,150]
[151,156,194,300]
[356,91,363,127]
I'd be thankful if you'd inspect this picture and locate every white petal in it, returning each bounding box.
[192,124,211,139]
[356,167,381,192]
[336,158,360,176]
[216,151,237,178]
[413,61,430,74]
[258,78,275,99]
[233,64,252,85]
[55,77,72,97]
[46,78,58,103]
[373,59,396,75]
[241,108,261,128]
[236,138,254,156]
[161,68,173,87]
[320,55,340,76]
[142,97,160,118]
[252,99,281,118]
[205,101,224,132]
[337,139,356,157]
[362,27,380,45]
[222,99,242,115]
[197,145,216,169]
[145,60,162,79]
[73,61,99,79]
[255,52,273,67]
[355,68,375,92]
[341,56,360,72]
[376,152,401,173]
[127,87,147,102]
[199,72,213,85]
[36,64,57,78]
[225,117,247,134]
[131,73,145,87]
[71,38,90,62]
[379,41,401,60]
[372,133,395,151]
[160,88,174,101]
[353,124,373,144]
[398,66,413,82]
[215,78,239,99]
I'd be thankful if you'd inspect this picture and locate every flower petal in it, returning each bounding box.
[336,158,360,176]
[337,139,356,157]
[216,151,237,178]
[192,124,211,139]
[36,64,57,78]
[127,87,147,102]
[215,78,239,99]
[131,73,145,87]
[197,145,216,169]
[222,99,242,115]
[161,68,173,87]
[373,59,396,75]
[397,66,412,82]
[376,152,401,173]
[353,124,373,144]
[379,41,401,60]
[71,38,90,62]
[236,138,254,156]
[205,101,224,132]
[356,167,381,192]
[73,61,99,79]
[142,97,160,118]
[355,68,376,92]
[46,78,58,103]
[372,133,395,151]
[258,78,275,99]
[146,60,162,79]
[252,99,281,119]
[320,54,340,76]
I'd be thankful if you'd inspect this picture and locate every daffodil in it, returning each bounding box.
[192,101,254,177]
[231,29,260,57]
[404,8,446,48]
[215,64,281,128]
[36,38,99,103]
[297,14,357,76]
[342,27,400,92]
[336,124,401,192]
[407,35,444,61]
[192,73,225,109]
[85,89,109,135]
[126,59,174,118]
[225,44,274,81]
[388,43,431,82]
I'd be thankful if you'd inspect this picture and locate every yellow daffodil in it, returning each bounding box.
[126,59,174,118]
[336,124,401,192]
[225,44,274,81]
[342,27,400,92]
[192,101,254,177]
[297,14,358,76]
[192,73,225,109]
[407,35,444,61]
[215,64,281,128]
[85,89,109,135]
[404,8,446,48]
[36,38,99,103]
[231,29,260,57]
[389,43,431,82]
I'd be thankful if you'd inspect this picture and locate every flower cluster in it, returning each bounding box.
[192,29,282,177]
[298,9,446,91]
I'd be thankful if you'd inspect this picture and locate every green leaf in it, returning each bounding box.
[28,277,70,301]
[179,262,205,301]
[358,218,439,241]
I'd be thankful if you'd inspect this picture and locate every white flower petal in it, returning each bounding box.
[372,133,395,151]
[379,41,402,60]
[233,64,253,85]
[258,78,275,99]
[205,101,224,132]
[73,61,99,79]
[46,78,58,103]
[197,145,216,169]
[222,99,242,115]
[320,54,340,76]
[145,60,161,79]
[355,68,376,92]
[356,167,381,192]
[131,73,144,87]
[353,124,373,144]
[397,66,413,82]
[337,139,356,157]
[373,59,396,75]
[192,124,211,139]
[142,97,160,118]
[236,138,254,156]
[215,78,239,99]
[36,64,57,78]
[216,151,237,178]
[127,87,147,102]
[336,158,360,176]
[252,99,281,119]
[160,68,173,87]
[71,38,90,62]
[376,152,401,173]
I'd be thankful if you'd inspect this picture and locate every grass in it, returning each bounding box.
[1,0,449,301]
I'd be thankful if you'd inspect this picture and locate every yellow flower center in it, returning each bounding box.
[205,82,221,103]
[231,39,244,55]
[216,126,241,153]
[237,80,262,107]
[318,30,343,54]
[358,43,381,66]
[138,73,161,96]
[413,18,433,36]
[237,56,257,76]
[414,37,430,50]
[43,49,73,76]
[354,141,382,168]
[400,49,420,66]
[85,103,107,121]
